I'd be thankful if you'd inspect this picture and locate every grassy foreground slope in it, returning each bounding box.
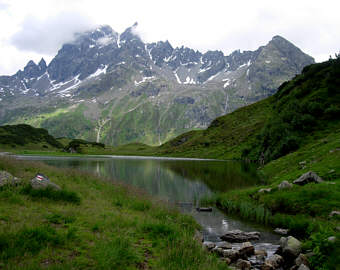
[0,157,227,269]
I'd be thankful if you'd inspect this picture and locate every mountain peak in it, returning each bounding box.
[38,58,47,70]
[96,25,114,35]
[271,35,287,41]
[25,60,37,67]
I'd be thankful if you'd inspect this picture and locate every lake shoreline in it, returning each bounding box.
[0,156,228,269]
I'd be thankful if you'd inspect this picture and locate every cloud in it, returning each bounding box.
[10,11,95,55]
[0,3,9,10]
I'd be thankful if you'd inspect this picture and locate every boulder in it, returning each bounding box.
[0,171,21,187]
[264,254,284,269]
[30,173,61,190]
[274,228,289,235]
[211,247,224,257]
[329,210,340,218]
[221,230,260,242]
[222,249,239,261]
[278,180,293,190]
[295,254,309,267]
[215,241,232,249]
[261,263,274,270]
[280,236,301,258]
[298,264,310,270]
[259,188,272,193]
[203,241,216,250]
[293,171,323,185]
[255,249,267,257]
[327,236,336,243]
[238,242,255,258]
[235,259,251,270]
[222,257,231,265]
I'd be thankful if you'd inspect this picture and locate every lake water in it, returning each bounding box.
[17,155,280,255]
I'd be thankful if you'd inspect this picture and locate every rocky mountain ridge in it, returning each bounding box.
[0,23,314,145]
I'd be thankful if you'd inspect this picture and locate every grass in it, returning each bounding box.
[21,185,81,204]
[0,157,227,269]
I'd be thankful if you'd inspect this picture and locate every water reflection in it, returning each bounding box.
[17,156,260,204]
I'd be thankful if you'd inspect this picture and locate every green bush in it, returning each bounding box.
[303,228,340,270]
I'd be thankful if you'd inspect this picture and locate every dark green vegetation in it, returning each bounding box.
[0,124,63,150]
[0,125,113,155]
[64,139,105,154]
[21,184,81,204]
[0,157,227,269]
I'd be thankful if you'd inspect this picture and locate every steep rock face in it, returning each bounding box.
[0,24,314,146]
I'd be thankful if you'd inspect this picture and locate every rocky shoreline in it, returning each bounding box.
[198,230,310,270]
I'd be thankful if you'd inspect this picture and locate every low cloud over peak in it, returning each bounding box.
[11,11,95,55]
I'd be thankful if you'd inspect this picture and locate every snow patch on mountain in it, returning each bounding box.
[88,65,108,78]
[134,76,155,86]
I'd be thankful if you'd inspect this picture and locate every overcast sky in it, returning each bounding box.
[0,0,339,75]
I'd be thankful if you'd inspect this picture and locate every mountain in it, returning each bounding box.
[0,24,314,146]
[139,57,339,160]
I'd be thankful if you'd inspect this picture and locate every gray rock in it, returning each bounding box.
[293,171,323,185]
[329,210,340,218]
[327,236,336,243]
[259,188,272,193]
[30,173,61,190]
[215,241,232,249]
[221,230,260,242]
[255,249,267,257]
[203,241,216,250]
[295,253,309,266]
[278,180,293,190]
[274,228,289,235]
[222,257,231,265]
[0,171,20,187]
[264,254,284,269]
[211,247,224,257]
[238,241,255,258]
[222,249,239,261]
[235,259,251,270]
[261,262,274,270]
[298,264,310,270]
[280,236,301,258]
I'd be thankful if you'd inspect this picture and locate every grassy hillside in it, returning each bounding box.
[155,58,340,160]
[0,124,63,151]
[0,157,227,269]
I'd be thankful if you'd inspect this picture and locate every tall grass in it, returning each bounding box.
[0,226,70,261]
[21,184,81,204]
[215,196,318,238]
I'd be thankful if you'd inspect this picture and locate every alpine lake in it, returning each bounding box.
[17,155,280,259]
